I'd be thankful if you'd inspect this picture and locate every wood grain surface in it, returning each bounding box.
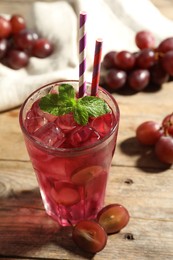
[0,1,173,259]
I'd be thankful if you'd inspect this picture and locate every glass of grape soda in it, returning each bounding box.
[19,80,120,226]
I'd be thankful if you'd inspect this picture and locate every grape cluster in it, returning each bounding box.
[0,15,54,70]
[101,30,173,92]
[73,203,130,253]
[136,113,173,164]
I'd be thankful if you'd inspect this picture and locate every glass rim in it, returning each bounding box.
[19,80,120,154]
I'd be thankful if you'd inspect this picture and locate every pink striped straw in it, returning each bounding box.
[79,11,87,98]
[91,39,103,96]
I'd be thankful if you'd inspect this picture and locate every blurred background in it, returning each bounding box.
[0,0,173,111]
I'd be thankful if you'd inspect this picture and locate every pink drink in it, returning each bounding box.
[19,80,120,226]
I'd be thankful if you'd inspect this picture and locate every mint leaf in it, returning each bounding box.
[78,96,111,117]
[39,85,76,116]
[39,94,60,115]
[39,84,111,125]
[59,84,75,101]
[74,103,89,125]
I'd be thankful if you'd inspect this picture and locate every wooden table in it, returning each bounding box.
[0,1,173,259]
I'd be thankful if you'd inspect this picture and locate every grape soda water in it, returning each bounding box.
[19,80,120,226]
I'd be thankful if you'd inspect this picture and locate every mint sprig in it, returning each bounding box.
[39,84,111,125]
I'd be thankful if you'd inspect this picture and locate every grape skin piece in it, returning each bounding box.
[136,121,163,145]
[155,136,173,164]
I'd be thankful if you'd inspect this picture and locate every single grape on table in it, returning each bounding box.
[97,204,130,234]
[72,220,107,253]
[136,113,173,164]
[136,121,163,145]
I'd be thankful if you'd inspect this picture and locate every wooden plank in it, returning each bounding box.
[1,214,173,260]
[0,108,30,161]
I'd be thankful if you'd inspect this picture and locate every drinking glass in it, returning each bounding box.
[19,80,120,226]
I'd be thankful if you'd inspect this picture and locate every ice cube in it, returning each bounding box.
[43,112,57,122]
[31,99,44,117]
[90,112,113,137]
[33,99,57,122]
[68,126,100,147]
[33,122,65,147]
[25,109,47,134]
[25,100,48,133]
[55,113,78,133]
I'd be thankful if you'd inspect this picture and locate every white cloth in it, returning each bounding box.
[1,0,173,111]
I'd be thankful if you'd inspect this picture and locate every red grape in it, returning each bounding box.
[161,51,173,75]
[50,182,80,206]
[72,220,107,253]
[102,51,117,69]
[10,14,26,34]
[128,69,150,91]
[105,69,127,90]
[114,50,135,70]
[150,63,169,85]
[14,29,35,51]
[71,166,102,186]
[0,14,54,70]
[136,49,156,69]
[32,38,54,58]
[162,113,173,137]
[155,136,173,164]
[0,16,12,39]
[135,30,155,50]
[31,31,39,41]
[5,49,29,69]
[97,204,130,234]
[0,39,7,60]
[157,37,173,53]
[136,121,163,145]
